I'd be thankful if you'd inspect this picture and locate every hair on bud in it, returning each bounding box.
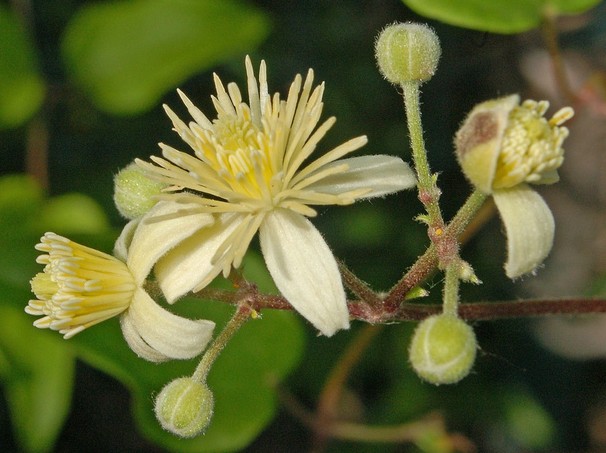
[375,22,441,85]
[409,313,477,385]
[154,377,214,438]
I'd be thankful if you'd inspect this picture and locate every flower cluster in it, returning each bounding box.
[27,57,415,357]
[26,36,576,436]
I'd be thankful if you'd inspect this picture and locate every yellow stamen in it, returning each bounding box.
[26,233,136,339]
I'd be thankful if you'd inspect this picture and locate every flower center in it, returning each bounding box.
[492,100,573,189]
[199,105,277,203]
[27,233,136,338]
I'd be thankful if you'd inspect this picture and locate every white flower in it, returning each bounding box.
[135,57,416,336]
[455,94,574,278]
[27,225,215,362]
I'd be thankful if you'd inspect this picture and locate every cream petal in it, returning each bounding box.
[259,209,349,336]
[120,312,169,363]
[304,155,416,199]
[156,213,244,303]
[120,288,215,361]
[493,184,555,278]
[114,218,140,261]
[126,201,214,284]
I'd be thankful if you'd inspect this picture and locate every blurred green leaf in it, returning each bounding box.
[502,387,556,449]
[61,0,271,115]
[39,193,110,235]
[0,175,112,289]
[0,174,116,451]
[0,298,75,453]
[75,300,305,452]
[73,247,303,452]
[0,5,45,128]
[401,0,601,33]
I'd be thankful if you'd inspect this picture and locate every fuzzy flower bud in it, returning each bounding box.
[375,22,441,84]
[114,163,166,219]
[409,313,477,385]
[154,377,214,438]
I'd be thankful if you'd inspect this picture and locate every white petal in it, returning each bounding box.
[120,288,215,362]
[493,185,554,278]
[304,155,416,199]
[259,209,349,336]
[114,218,140,261]
[126,201,214,284]
[156,213,244,302]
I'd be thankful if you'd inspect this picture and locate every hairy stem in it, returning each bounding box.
[401,80,444,225]
[384,189,487,308]
[192,301,252,382]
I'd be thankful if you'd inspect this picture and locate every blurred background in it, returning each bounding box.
[1,0,606,451]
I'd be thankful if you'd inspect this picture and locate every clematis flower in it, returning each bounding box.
[455,94,574,278]
[135,57,416,336]
[27,221,215,362]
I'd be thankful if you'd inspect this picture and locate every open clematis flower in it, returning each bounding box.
[27,220,215,362]
[135,57,416,336]
[455,94,574,278]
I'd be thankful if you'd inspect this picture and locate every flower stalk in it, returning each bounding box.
[192,301,253,382]
[402,81,444,228]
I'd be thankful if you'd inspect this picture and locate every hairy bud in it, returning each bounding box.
[154,377,214,438]
[114,163,166,219]
[409,313,477,385]
[375,22,441,84]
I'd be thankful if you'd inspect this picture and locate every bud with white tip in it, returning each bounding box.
[154,377,214,438]
[409,313,477,385]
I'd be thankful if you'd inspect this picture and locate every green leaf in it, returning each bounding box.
[0,175,112,289]
[39,193,110,235]
[75,296,304,451]
[61,0,271,115]
[401,0,601,34]
[0,5,45,128]
[502,387,556,449]
[0,298,75,453]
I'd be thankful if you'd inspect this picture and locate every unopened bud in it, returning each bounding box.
[154,377,214,438]
[409,313,477,385]
[114,163,165,219]
[375,22,441,85]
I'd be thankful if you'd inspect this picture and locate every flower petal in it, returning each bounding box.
[126,201,214,284]
[259,209,349,336]
[155,213,244,302]
[304,155,416,199]
[493,184,554,278]
[120,288,215,362]
[114,217,140,261]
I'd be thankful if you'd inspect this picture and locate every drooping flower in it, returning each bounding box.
[455,94,574,278]
[27,216,215,362]
[135,57,416,336]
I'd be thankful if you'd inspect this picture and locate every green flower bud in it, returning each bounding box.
[113,163,166,219]
[409,314,477,385]
[375,22,441,84]
[154,377,214,438]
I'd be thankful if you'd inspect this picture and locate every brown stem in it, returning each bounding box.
[384,190,488,309]
[338,260,383,307]
[312,324,383,451]
[193,288,606,322]
[25,116,49,190]
[276,386,476,452]
[391,298,606,322]
[541,9,577,104]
